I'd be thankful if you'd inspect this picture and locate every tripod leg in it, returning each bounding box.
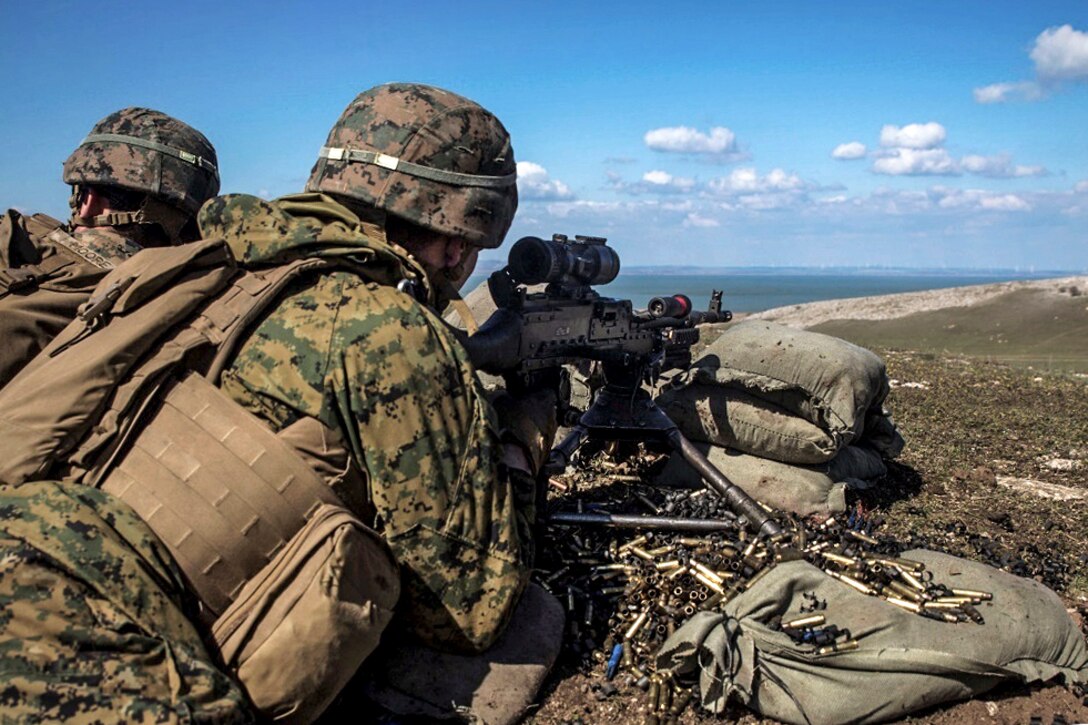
[667,429,782,537]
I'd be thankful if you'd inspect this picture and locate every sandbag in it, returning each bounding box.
[657,550,1088,725]
[660,321,904,463]
[651,441,887,517]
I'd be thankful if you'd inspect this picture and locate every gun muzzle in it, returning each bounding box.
[647,294,692,319]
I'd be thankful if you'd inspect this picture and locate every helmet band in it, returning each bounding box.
[318,146,516,189]
[80,133,219,180]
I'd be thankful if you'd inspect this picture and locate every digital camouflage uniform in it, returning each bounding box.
[202,192,536,653]
[0,481,250,723]
[0,106,218,388]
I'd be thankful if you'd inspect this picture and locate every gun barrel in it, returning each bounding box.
[545,511,737,532]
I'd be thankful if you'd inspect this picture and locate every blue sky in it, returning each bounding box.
[2,1,1086,270]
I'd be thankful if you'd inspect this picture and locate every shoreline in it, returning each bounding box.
[743,275,1088,328]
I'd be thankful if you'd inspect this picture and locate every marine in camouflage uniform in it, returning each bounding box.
[0,107,219,387]
[206,83,543,652]
[0,84,548,721]
[0,109,242,724]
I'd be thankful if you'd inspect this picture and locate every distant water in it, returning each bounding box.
[463,271,1062,313]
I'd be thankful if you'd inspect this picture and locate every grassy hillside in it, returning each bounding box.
[808,286,1088,373]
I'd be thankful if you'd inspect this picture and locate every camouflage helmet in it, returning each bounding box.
[63,107,219,227]
[306,83,517,249]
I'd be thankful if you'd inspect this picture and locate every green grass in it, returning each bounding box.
[809,288,1088,373]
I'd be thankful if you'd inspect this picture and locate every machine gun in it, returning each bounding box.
[458,234,782,537]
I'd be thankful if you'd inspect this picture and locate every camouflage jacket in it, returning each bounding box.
[199,193,536,653]
[0,208,141,387]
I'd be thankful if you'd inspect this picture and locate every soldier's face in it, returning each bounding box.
[409,235,468,271]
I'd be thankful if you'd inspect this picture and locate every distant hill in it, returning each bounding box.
[745,276,1088,373]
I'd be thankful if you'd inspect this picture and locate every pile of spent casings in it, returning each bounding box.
[536,464,993,722]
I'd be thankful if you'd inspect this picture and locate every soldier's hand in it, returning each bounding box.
[491,386,558,475]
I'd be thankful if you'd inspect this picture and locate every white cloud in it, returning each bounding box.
[933,188,1032,212]
[960,154,1047,178]
[832,142,867,160]
[1076,180,1088,193]
[980,194,1031,211]
[872,148,958,176]
[1031,24,1088,80]
[683,212,720,228]
[879,123,947,150]
[642,170,696,191]
[707,167,806,194]
[543,199,624,218]
[517,161,574,201]
[972,81,1044,104]
[974,25,1088,104]
[644,126,740,157]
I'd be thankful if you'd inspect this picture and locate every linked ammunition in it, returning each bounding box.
[961,604,985,624]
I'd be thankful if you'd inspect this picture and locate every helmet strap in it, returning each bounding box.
[69,192,189,245]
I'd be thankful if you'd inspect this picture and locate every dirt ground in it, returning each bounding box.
[525,349,1088,725]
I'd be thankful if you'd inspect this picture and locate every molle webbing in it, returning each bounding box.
[100,373,340,619]
[0,253,74,297]
[87,257,344,619]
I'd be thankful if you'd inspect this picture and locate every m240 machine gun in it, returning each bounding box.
[458,234,782,537]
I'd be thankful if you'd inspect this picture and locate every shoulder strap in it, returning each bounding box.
[75,257,338,482]
[0,211,75,297]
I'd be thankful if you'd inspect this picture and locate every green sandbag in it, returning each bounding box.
[659,384,842,464]
[659,321,904,463]
[651,441,887,517]
[656,550,1088,725]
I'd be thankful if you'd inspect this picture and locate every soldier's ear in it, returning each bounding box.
[77,187,111,219]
